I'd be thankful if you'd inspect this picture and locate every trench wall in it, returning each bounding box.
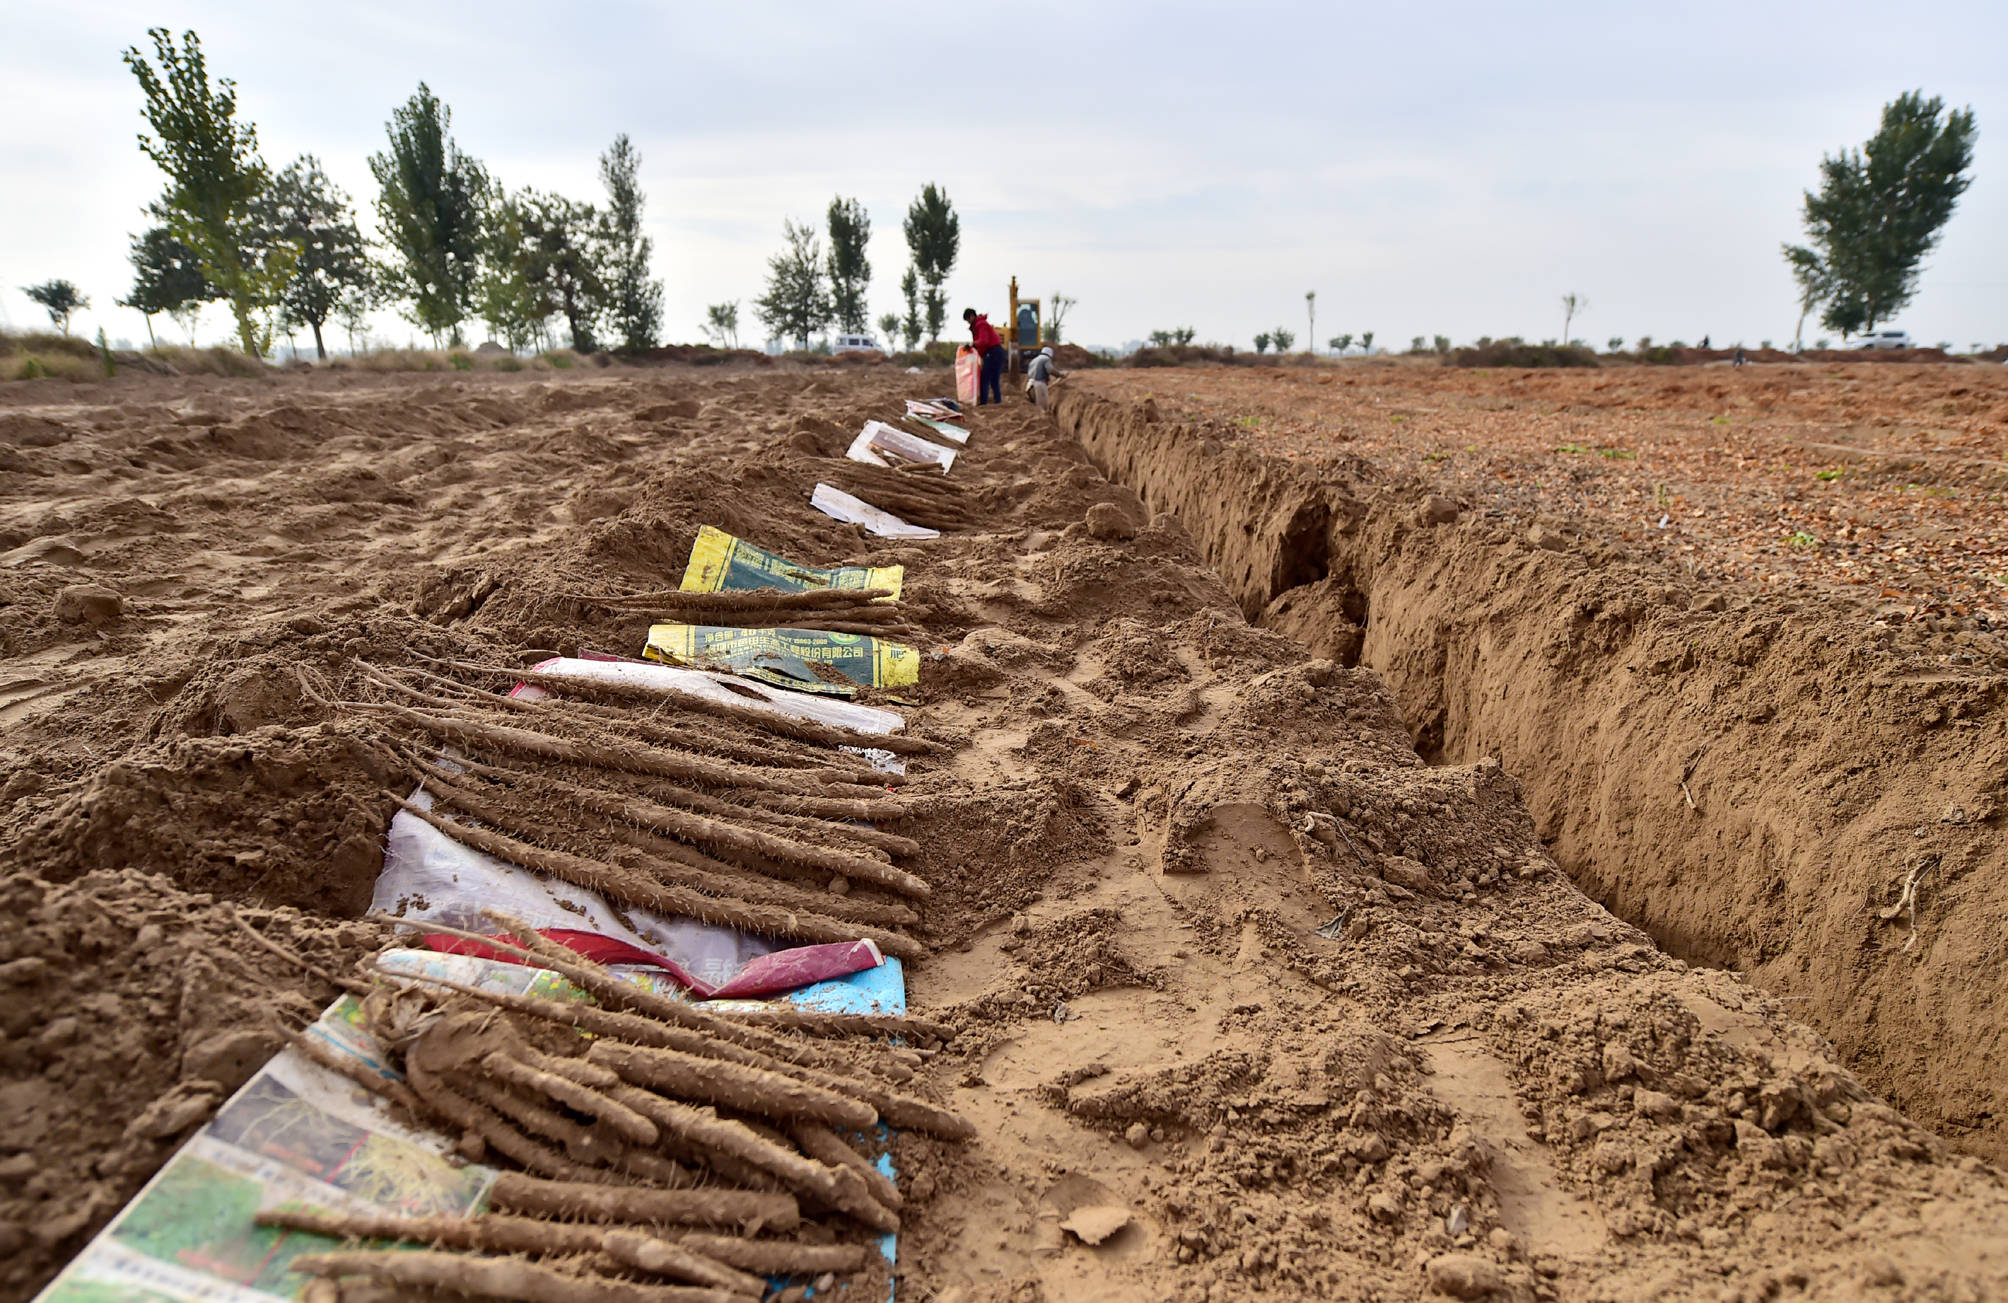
[1056,382,2008,1161]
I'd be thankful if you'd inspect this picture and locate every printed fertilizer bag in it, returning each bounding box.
[680,524,902,598]
[645,623,918,697]
[954,345,979,404]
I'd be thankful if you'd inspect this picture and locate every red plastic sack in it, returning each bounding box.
[954,346,979,404]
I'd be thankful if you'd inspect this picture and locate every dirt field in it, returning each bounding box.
[3,362,2007,1302]
[1061,362,2008,1168]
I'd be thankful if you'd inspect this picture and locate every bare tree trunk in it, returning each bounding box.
[311,320,327,360]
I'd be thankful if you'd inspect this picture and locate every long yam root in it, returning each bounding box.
[717,1005,956,1045]
[286,1249,744,1303]
[792,1122,902,1213]
[587,1040,877,1130]
[486,1173,797,1233]
[605,1088,895,1233]
[360,702,910,813]
[479,1051,659,1146]
[670,1234,868,1277]
[396,802,933,937]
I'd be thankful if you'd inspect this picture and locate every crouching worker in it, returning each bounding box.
[1024,345,1058,410]
[963,307,1004,405]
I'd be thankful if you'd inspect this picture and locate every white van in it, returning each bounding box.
[832,334,884,355]
[1858,329,1913,350]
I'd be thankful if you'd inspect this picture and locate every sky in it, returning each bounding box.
[3,1,2004,355]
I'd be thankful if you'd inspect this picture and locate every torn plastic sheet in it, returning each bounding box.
[509,655,908,774]
[811,482,941,540]
[904,397,961,419]
[681,522,903,597]
[36,948,904,1303]
[845,419,956,473]
[644,623,919,697]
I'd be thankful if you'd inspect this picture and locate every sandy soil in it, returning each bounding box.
[2,363,2006,1301]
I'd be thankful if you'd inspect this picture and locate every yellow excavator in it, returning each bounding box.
[1003,276,1042,373]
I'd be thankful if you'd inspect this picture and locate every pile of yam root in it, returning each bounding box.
[278,920,966,1303]
[270,634,967,1300]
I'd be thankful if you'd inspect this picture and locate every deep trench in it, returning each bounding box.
[1055,383,2008,1163]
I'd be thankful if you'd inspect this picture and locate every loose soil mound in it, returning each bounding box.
[4,364,2007,1300]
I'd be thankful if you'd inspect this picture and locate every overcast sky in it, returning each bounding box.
[4,1,2003,354]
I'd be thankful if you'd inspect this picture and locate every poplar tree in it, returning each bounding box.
[371,84,488,346]
[755,219,832,350]
[599,133,663,351]
[826,196,872,334]
[899,267,922,351]
[902,184,959,342]
[123,28,290,357]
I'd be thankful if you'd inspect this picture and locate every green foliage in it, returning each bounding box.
[1788,530,1821,549]
[1784,91,1978,339]
[120,226,219,347]
[1433,334,1451,354]
[123,28,287,358]
[1607,336,1625,352]
[15,356,47,380]
[1410,335,1426,353]
[1330,332,1352,353]
[522,191,605,352]
[876,311,900,349]
[1147,327,1196,348]
[703,301,741,349]
[599,133,662,351]
[755,218,832,350]
[903,183,959,342]
[1360,330,1374,354]
[1252,332,1271,354]
[371,83,489,346]
[257,155,371,359]
[475,190,547,351]
[1271,327,1295,352]
[825,196,872,334]
[24,280,88,334]
[898,267,922,351]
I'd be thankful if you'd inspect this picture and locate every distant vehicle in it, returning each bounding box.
[832,334,883,354]
[1857,329,1913,350]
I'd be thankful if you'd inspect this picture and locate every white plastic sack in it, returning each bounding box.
[810,483,940,540]
[845,420,956,473]
[372,790,777,991]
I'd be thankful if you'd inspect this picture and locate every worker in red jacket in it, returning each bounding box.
[963,307,1004,406]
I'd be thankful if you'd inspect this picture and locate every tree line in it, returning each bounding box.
[731,182,963,354]
[108,28,663,360]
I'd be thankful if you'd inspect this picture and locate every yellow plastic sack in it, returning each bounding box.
[645,623,919,698]
[679,525,901,600]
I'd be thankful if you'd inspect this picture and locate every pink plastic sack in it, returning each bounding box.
[954,346,979,404]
